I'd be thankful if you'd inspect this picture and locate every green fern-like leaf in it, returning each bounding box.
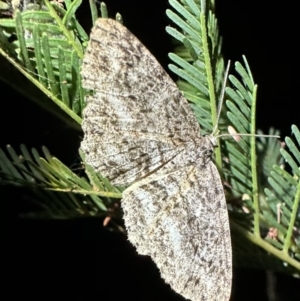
[263,125,300,256]
[166,0,224,135]
[0,0,87,125]
[0,144,123,221]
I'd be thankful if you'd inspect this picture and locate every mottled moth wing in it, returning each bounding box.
[81,18,200,185]
[122,159,231,301]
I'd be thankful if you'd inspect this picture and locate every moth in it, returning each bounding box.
[81,18,232,301]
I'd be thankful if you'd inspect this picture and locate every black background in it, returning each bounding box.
[3,0,299,300]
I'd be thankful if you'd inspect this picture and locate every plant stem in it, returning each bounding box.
[283,179,300,253]
[49,187,122,199]
[44,0,84,59]
[231,221,300,271]
[200,10,222,172]
[251,85,260,237]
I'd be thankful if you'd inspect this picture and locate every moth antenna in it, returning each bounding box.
[213,61,231,136]
[217,131,280,140]
[212,64,280,142]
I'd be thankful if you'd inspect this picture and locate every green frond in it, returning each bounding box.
[263,125,300,257]
[0,144,123,220]
[166,0,225,175]
[224,59,255,198]
[166,0,223,136]
[0,1,114,128]
[223,59,300,271]
[0,1,84,125]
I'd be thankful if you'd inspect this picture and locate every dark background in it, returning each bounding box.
[2,0,299,300]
